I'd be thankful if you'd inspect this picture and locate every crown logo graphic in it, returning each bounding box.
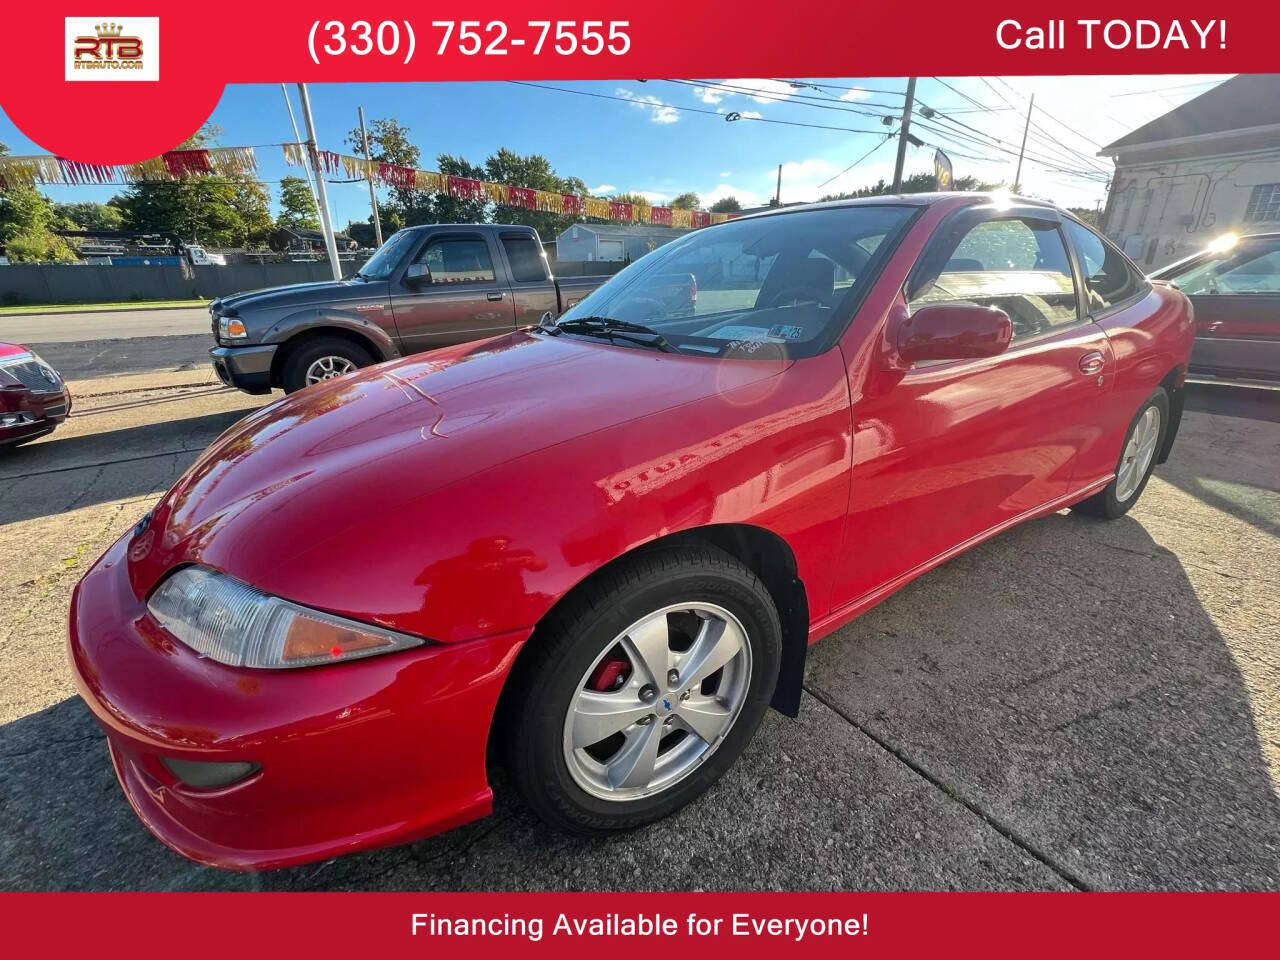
[94,22,125,37]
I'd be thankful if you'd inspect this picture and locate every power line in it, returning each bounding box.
[816,132,898,190]
[669,79,904,117]
[507,80,891,135]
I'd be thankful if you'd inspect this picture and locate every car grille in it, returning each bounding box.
[4,358,62,393]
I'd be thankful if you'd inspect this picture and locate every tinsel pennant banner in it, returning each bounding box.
[508,186,535,209]
[377,162,416,190]
[162,150,212,179]
[448,175,485,201]
[1,142,719,229]
[650,206,674,226]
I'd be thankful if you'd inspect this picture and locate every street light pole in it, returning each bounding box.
[280,84,321,221]
[358,106,384,248]
[296,83,343,281]
[892,76,917,192]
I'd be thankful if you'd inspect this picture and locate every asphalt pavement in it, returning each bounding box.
[0,306,210,344]
[0,321,1276,891]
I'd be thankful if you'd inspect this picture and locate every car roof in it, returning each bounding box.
[725,191,1058,223]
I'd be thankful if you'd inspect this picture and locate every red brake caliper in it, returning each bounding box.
[588,654,630,691]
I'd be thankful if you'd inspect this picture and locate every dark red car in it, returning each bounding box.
[0,341,71,450]
[69,194,1193,870]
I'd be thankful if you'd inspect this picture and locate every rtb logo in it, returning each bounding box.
[65,18,159,81]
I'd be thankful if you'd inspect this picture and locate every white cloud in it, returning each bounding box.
[702,183,766,207]
[616,87,679,124]
[721,78,797,104]
[719,171,732,178]
[693,86,724,105]
[636,190,669,204]
[738,110,764,120]
[838,88,872,102]
[590,184,616,194]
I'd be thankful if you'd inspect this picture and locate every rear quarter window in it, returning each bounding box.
[1064,220,1149,313]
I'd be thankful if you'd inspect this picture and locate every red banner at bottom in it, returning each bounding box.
[2,891,1273,956]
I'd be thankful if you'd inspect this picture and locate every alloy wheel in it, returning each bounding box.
[304,355,357,385]
[562,602,753,801]
[1115,405,1162,502]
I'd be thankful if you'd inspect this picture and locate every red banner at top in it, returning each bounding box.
[0,5,1268,161]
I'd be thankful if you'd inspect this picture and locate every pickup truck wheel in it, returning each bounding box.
[280,337,375,393]
[501,543,781,836]
[1073,386,1169,520]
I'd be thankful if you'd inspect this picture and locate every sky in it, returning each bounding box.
[0,75,1233,232]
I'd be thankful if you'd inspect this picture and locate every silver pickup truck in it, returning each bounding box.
[209,224,610,394]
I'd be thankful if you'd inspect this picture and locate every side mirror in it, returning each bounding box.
[897,303,1012,366]
[404,263,432,287]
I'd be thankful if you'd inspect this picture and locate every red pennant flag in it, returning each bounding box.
[447,175,485,201]
[162,149,212,179]
[650,206,673,226]
[609,201,633,222]
[691,211,711,229]
[508,186,535,209]
[562,194,584,215]
[378,163,416,190]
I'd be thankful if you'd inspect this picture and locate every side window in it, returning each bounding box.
[1063,220,1148,312]
[1167,240,1280,295]
[909,216,1079,344]
[500,234,549,283]
[416,236,496,284]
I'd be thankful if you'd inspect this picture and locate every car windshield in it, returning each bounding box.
[355,229,418,281]
[553,205,915,358]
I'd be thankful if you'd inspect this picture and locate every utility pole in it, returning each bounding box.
[892,76,917,192]
[280,84,321,223]
[1014,93,1035,193]
[296,83,343,281]
[358,106,384,248]
[774,163,782,206]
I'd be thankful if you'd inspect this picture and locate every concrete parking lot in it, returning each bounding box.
[0,317,1277,891]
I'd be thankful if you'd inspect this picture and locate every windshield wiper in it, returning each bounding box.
[551,316,677,353]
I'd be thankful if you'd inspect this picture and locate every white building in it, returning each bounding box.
[1100,74,1280,271]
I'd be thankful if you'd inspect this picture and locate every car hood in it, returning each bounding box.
[214,277,380,314]
[134,331,787,597]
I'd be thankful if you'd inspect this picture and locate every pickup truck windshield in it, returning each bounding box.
[356,229,419,281]
[554,205,914,358]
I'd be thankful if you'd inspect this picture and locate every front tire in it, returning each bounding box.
[501,543,782,836]
[1073,386,1169,519]
[280,336,375,394]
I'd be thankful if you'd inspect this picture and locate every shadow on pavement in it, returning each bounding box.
[35,335,213,380]
[2,511,1275,890]
[807,511,1280,889]
[0,408,257,526]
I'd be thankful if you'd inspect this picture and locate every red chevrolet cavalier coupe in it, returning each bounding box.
[1,341,71,450]
[69,195,1193,869]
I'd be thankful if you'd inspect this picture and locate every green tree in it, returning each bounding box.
[709,196,741,213]
[482,148,587,239]
[113,125,274,247]
[346,117,429,232]
[276,176,319,231]
[53,201,124,231]
[0,142,76,261]
[1068,206,1101,229]
[668,192,700,210]
[820,170,1002,202]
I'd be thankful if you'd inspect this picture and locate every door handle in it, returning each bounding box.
[487,291,505,301]
[1078,351,1105,376]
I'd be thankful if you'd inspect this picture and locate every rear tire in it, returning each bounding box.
[1073,386,1169,520]
[280,336,375,394]
[501,543,781,836]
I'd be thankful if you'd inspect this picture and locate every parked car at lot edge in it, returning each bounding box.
[209,223,609,394]
[0,342,71,450]
[1151,232,1280,382]
[71,194,1193,870]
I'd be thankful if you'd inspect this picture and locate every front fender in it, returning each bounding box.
[261,308,400,361]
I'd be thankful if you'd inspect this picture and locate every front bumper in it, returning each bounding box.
[68,533,528,870]
[1,384,71,445]
[210,344,277,395]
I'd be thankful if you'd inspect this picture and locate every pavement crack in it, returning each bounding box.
[803,682,1092,891]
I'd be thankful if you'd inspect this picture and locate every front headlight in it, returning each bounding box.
[147,566,425,669]
[217,314,248,340]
